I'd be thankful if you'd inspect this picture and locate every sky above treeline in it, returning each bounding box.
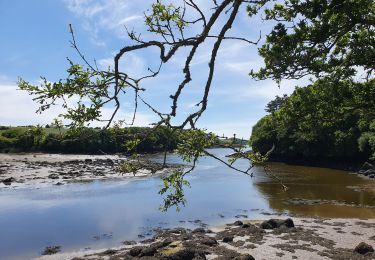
[0,0,304,138]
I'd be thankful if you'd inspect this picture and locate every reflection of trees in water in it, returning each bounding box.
[253,163,375,218]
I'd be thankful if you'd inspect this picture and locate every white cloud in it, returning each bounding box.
[98,107,155,127]
[97,52,147,78]
[238,81,296,100]
[221,60,258,74]
[64,0,149,43]
[0,74,12,84]
[211,78,307,102]
[0,84,64,125]
[0,83,155,127]
[117,15,143,25]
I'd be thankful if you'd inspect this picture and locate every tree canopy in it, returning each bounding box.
[251,0,375,82]
[250,78,375,164]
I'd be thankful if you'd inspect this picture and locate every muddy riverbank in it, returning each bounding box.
[0,153,181,189]
[37,217,375,260]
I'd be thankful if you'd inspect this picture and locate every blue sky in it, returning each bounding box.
[0,0,302,138]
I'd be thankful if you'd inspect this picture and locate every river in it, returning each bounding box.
[1,148,375,259]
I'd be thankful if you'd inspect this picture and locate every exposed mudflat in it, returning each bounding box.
[0,153,180,189]
[37,217,375,260]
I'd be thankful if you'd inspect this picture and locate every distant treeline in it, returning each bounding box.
[0,126,179,154]
[250,78,375,165]
[0,125,246,154]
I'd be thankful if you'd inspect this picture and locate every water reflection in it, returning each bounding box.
[253,163,375,218]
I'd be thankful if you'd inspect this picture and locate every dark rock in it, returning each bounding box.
[122,240,137,246]
[242,224,251,228]
[234,254,255,260]
[233,220,243,226]
[361,162,374,171]
[129,246,142,256]
[135,239,173,257]
[84,159,92,163]
[365,169,375,175]
[192,228,206,234]
[42,246,61,255]
[181,234,193,240]
[170,228,187,234]
[354,242,374,255]
[160,239,173,247]
[93,171,105,176]
[284,218,295,228]
[167,248,196,260]
[260,220,275,229]
[222,236,234,243]
[55,182,64,186]
[199,237,218,246]
[369,174,375,179]
[260,218,294,229]
[100,249,117,255]
[139,246,157,256]
[48,173,59,179]
[140,238,155,243]
[106,158,114,165]
[147,239,172,250]
[2,177,16,185]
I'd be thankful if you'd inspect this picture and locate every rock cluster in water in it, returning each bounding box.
[357,162,375,179]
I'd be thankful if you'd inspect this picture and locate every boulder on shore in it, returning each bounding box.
[354,242,374,255]
[2,177,16,185]
[233,220,243,226]
[260,218,294,229]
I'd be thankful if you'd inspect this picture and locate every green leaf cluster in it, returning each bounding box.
[18,61,115,127]
[175,129,216,162]
[145,0,186,35]
[159,170,191,212]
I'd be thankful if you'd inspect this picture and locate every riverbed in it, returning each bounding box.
[1,148,375,259]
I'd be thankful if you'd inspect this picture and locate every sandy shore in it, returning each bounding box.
[36,217,375,260]
[0,153,178,189]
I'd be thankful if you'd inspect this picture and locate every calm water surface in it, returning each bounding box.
[1,148,375,259]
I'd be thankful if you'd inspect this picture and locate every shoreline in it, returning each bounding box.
[36,216,375,260]
[0,153,180,189]
[268,157,365,172]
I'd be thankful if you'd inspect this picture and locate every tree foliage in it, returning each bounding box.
[250,78,375,163]
[251,0,375,82]
[265,94,288,113]
[0,126,179,154]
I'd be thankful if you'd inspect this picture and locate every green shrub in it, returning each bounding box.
[0,135,16,149]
